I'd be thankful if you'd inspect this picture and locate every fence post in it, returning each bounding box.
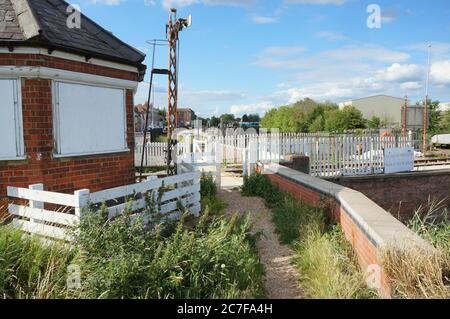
[74,189,90,221]
[29,183,44,224]
[242,148,248,177]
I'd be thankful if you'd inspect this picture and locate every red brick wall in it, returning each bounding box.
[328,171,450,221]
[0,53,138,81]
[0,53,138,198]
[266,173,391,298]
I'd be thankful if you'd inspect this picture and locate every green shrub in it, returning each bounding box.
[200,173,217,199]
[0,202,263,299]
[272,195,330,245]
[73,209,264,299]
[241,173,283,208]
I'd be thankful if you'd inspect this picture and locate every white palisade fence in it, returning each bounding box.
[7,172,201,242]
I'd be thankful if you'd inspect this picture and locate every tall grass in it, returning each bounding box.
[0,225,74,299]
[242,173,376,299]
[72,209,264,299]
[382,199,450,299]
[0,193,263,299]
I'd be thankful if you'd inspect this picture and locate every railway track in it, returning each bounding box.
[415,157,450,167]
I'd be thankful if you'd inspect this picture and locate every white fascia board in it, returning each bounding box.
[0,66,139,92]
[0,47,139,73]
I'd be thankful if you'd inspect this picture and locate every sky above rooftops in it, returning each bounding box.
[75,0,450,117]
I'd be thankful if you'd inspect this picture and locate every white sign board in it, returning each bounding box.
[384,147,414,174]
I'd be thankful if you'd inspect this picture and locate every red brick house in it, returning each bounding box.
[176,108,196,128]
[0,0,146,200]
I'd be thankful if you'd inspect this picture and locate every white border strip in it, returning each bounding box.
[0,47,139,73]
[0,66,139,92]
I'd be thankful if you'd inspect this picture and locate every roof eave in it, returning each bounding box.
[1,40,147,80]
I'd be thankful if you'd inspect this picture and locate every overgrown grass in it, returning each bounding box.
[71,209,264,299]
[241,174,283,208]
[241,173,376,299]
[0,186,263,299]
[382,199,450,299]
[0,225,74,299]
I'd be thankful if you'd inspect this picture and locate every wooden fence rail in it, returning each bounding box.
[7,172,201,241]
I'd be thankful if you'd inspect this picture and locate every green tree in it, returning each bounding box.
[308,116,324,132]
[367,116,381,129]
[428,100,441,135]
[247,114,261,122]
[209,116,220,127]
[439,110,450,133]
[260,99,339,132]
[324,106,366,132]
[220,114,235,125]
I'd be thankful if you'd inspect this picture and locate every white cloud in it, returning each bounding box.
[381,9,397,24]
[230,102,274,115]
[254,44,409,71]
[252,16,277,24]
[430,60,450,85]
[263,46,307,56]
[161,0,256,9]
[315,31,348,42]
[135,82,246,113]
[400,82,422,90]
[375,63,423,82]
[284,0,347,5]
[323,45,410,63]
[284,85,353,103]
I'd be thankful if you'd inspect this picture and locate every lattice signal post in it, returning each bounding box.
[166,8,192,175]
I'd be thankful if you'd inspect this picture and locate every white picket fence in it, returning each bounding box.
[135,142,189,167]
[135,142,167,167]
[135,131,416,183]
[7,172,201,241]
[239,134,413,177]
[186,131,415,178]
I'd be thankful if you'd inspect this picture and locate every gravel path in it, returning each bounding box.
[218,189,303,299]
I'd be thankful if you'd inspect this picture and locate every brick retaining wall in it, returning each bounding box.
[327,170,450,221]
[263,163,434,298]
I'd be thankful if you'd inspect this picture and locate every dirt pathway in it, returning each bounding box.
[218,189,303,299]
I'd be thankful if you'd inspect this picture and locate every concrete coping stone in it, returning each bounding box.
[265,163,435,252]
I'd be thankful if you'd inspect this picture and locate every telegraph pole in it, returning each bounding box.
[166,8,192,175]
[423,43,431,153]
[402,95,408,136]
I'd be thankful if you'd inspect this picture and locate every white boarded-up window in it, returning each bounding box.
[0,79,24,160]
[53,82,127,156]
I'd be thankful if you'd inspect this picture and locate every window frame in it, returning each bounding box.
[0,78,25,161]
[52,80,129,158]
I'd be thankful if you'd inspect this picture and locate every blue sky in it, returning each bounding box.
[78,0,450,118]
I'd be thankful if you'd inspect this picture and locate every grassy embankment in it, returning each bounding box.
[0,174,264,299]
[383,200,450,299]
[241,173,376,299]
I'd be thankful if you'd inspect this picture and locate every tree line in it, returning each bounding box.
[260,98,450,135]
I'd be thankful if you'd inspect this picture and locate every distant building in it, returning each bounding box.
[134,103,163,131]
[339,95,404,125]
[339,94,425,129]
[177,108,196,128]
